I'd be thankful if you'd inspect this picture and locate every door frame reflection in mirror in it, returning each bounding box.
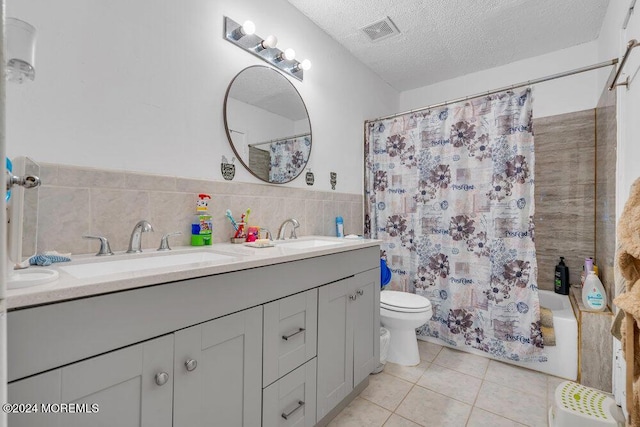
[223,65,312,184]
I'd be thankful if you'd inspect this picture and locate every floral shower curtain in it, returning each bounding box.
[269,135,311,182]
[364,89,545,362]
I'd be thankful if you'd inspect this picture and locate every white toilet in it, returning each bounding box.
[380,290,432,366]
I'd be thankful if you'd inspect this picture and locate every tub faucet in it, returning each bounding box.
[277,218,300,240]
[127,220,154,253]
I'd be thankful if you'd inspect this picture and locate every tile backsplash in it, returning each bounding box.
[26,163,364,256]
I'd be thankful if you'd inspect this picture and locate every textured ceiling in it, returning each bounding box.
[287,0,610,91]
[228,66,308,121]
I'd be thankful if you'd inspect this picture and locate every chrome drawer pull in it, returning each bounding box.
[282,327,305,341]
[281,400,305,420]
[356,289,364,296]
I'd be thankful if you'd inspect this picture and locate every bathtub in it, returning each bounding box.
[418,290,578,380]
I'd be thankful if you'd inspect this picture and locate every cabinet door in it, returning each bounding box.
[352,269,380,386]
[8,334,174,427]
[317,278,353,421]
[173,306,262,427]
[263,358,317,427]
[263,289,317,386]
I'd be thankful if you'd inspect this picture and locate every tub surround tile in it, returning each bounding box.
[484,360,547,399]
[417,365,482,404]
[327,397,391,427]
[395,385,472,427]
[570,287,613,392]
[533,111,596,297]
[359,372,413,411]
[475,380,547,426]
[432,347,489,379]
[466,407,526,427]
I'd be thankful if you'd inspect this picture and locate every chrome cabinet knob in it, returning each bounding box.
[155,372,169,386]
[349,294,357,301]
[185,359,198,372]
[356,289,364,296]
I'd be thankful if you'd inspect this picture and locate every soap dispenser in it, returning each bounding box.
[554,257,569,295]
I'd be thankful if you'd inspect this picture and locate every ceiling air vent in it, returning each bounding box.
[360,17,400,42]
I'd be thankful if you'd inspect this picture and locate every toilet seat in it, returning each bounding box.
[380,290,431,313]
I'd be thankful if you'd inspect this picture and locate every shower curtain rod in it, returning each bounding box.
[248,132,311,147]
[366,58,619,123]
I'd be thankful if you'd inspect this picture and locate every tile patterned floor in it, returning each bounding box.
[328,341,566,427]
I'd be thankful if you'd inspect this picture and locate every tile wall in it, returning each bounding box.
[533,109,596,292]
[595,72,617,307]
[26,162,364,256]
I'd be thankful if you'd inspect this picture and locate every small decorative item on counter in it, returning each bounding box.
[221,155,236,181]
[330,172,337,190]
[582,271,607,311]
[246,226,259,243]
[306,168,315,186]
[191,193,213,246]
[336,216,344,238]
[233,213,247,242]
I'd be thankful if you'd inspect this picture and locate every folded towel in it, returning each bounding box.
[29,254,71,266]
[540,307,553,328]
[541,325,556,346]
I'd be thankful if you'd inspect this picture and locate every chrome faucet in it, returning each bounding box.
[277,218,300,240]
[127,220,154,253]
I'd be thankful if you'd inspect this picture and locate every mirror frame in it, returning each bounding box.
[223,65,312,184]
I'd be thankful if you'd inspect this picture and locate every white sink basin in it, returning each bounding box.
[60,251,237,279]
[276,239,346,250]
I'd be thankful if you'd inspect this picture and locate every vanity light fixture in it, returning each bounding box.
[223,16,310,81]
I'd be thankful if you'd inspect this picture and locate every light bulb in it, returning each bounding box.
[283,48,296,61]
[300,59,311,71]
[261,35,278,49]
[242,20,255,36]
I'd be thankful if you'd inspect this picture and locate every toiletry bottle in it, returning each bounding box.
[336,216,344,238]
[554,257,570,295]
[582,271,607,311]
[191,193,212,246]
[581,257,594,286]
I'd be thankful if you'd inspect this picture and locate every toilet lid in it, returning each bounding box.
[380,290,431,311]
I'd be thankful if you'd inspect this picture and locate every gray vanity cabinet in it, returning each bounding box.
[7,334,174,427]
[173,306,263,427]
[316,268,380,422]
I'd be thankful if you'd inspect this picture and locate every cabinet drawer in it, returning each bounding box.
[262,358,317,427]
[263,289,317,386]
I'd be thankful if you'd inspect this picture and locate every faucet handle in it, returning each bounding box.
[259,228,273,241]
[158,232,182,251]
[83,235,114,256]
[290,219,300,239]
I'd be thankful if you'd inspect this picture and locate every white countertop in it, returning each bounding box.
[7,236,381,310]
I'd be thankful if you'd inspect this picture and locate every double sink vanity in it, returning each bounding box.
[6,235,381,427]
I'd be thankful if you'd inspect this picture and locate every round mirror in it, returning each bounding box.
[224,65,312,184]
